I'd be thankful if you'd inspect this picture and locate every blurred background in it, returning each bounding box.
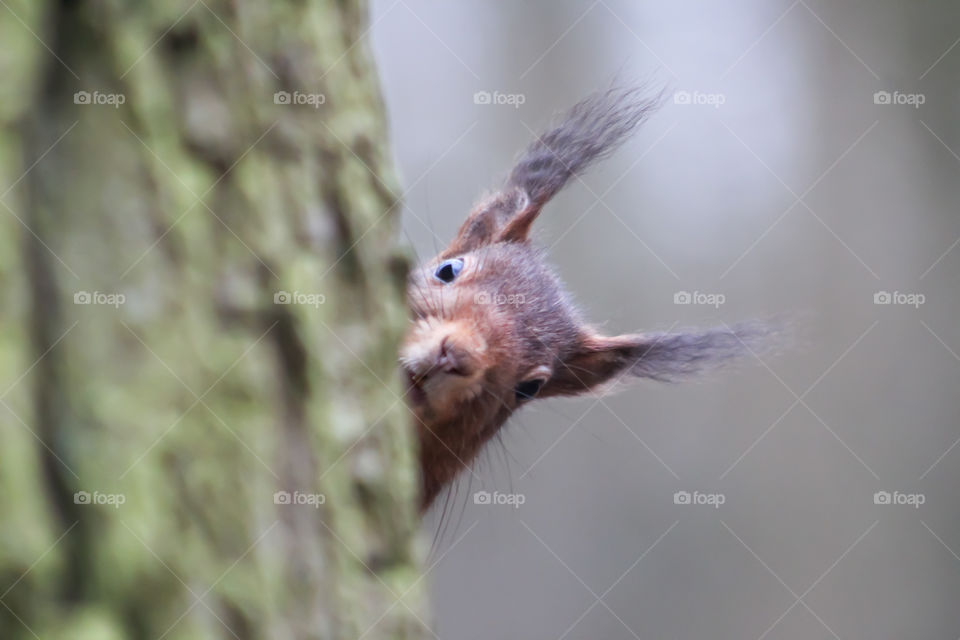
[371,1,960,638]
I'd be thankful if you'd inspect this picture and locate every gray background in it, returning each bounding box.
[372,2,960,638]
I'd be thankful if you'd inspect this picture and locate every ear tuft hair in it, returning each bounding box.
[507,85,664,212]
[445,85,663,254]
[541,320,788,397]
[629,320,786,382]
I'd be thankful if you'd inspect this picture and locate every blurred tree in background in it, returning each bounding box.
[0,1,426,638]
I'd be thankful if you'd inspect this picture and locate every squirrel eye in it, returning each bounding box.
[434,258,464,284]
[514,379,545,402]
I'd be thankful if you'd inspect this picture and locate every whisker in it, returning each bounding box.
[429,482,455,556]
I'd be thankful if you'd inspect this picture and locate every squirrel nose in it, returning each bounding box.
[437,335,469,376]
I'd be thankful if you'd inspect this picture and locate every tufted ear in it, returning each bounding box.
[442,188,529,257]
[493,201,542,244]
[540,323,774,397]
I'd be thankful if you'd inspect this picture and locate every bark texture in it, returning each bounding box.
[0,1,426,638]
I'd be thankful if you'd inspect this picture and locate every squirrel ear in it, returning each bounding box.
[444,188,529,255]
[494,202,542,244]
[540,324,770,397]
[539,334,650,397]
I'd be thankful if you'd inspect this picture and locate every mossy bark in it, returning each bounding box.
[0,1,426,638]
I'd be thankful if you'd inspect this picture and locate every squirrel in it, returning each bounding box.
[400,87,775,511]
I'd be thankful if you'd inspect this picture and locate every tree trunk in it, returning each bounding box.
[0,1,427,638]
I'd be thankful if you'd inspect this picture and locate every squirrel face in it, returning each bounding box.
[401,229,578,427]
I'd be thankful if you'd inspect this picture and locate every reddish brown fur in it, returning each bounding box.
[401,88,774,510]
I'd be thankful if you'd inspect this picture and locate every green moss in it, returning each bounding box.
[0,0,427,637]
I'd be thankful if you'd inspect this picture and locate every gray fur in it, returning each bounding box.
[507,86,663,208]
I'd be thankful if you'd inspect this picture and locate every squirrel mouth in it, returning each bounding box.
[403,360,470,408]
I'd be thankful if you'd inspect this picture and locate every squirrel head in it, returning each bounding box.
[401,188,580,426]
[400,87,778,510]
